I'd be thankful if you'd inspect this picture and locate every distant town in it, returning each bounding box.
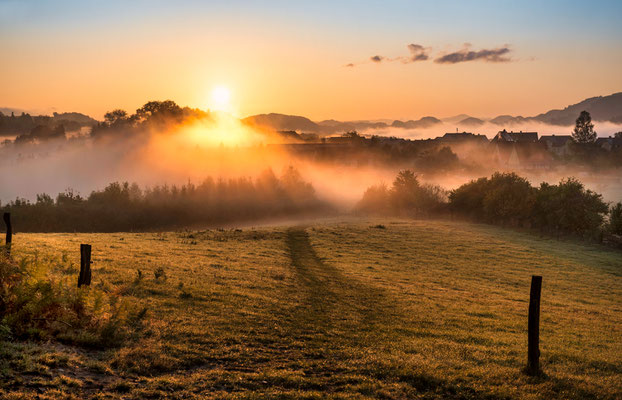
[274,127,622,171]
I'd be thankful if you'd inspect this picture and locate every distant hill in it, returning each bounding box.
[441,114,473,124]
[52,112,97,126]
[241,113,321,132]
[318,120,389,133]
[487,92,622,126]
[3,91,620,138]
[392,116,442,129]
[489,115,527,126]
[530,92,622,125]
[457,117,484,127]
[0,109,98,136]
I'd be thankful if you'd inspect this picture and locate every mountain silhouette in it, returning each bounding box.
[457,117,484,127]
[529,92,622,125]
[241,92,622,132]
[241,113,321,132]
[5,92,620,136]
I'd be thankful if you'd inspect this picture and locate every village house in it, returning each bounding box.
[491,141,552,170]
[595,136,622,151]
[539,135,573,157]
[490,129,538,143]
[435,131,489,144]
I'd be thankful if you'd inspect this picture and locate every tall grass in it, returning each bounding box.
[0,251,145,348]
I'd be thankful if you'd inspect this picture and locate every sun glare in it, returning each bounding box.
[210,86,231,111]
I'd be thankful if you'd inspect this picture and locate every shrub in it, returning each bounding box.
[533,178,608,236]
[448,177,489,220]
[482,173,535,226]
[390,170,447,216]
[0,252,144,348]
[355,184,391,215]
[356,171,447,216]
[449,173,608,238]
[449,173,535,225]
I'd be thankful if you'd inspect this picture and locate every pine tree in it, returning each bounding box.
[572,111,597,143]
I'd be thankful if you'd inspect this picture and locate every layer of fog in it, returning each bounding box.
[1,116,621,210]
[358,120,622,140]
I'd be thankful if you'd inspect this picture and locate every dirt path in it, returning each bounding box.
[284,227,399,347]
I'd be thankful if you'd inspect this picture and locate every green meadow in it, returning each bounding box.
[1,219,621,399]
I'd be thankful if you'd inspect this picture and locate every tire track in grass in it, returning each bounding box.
[281,227,495,398]
[283,227,399,357]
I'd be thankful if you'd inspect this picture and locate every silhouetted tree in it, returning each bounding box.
[356,184,391,215]
[572,111,597,143]
[104,109,129,125]
[134,100,183,124]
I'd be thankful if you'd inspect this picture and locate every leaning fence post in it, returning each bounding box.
[527,275,542,375]
[78,244,92,287]
[3,212,12,255]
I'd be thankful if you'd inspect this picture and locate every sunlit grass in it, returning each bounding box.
[1,219,620,399]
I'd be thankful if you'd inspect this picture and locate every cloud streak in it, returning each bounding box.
[434,45,512,64]
[347,43,514,67]
[370,55,384,63]
[347,44,429,67]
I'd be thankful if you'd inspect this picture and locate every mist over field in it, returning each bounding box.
[1,114,621,207]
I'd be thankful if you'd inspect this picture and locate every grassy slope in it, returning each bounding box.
[1,219,621,399]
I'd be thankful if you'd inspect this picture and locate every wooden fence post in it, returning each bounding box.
[3,212,11,255]
[78,244,92,287]
[527,275,542,375]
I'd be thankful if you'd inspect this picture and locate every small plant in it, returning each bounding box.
[271,273,286,281]
[154,267,166,282]
[371,224,386,229]
[134,269,143,284]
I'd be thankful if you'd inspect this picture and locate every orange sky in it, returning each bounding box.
[1,1,621,121]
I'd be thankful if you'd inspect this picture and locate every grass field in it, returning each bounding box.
[1,219,621,399]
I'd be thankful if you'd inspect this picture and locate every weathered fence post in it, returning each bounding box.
[78,244,92,287]
[3,212,11,255]
[527,275,542,375]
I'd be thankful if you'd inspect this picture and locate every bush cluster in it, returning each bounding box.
[449,173,609,237]
[356,170,447,217]
[359,171,618,240]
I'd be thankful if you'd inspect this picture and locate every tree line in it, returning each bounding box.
[357,170,622,240]
[0,167,329,232]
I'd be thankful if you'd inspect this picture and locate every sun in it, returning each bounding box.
[210,86,231,111]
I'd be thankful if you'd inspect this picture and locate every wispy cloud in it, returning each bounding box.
[370,55,384,63]
[348,44,429,67]
[346,43,514,67]
[434,44,512,64]
[405,43,429,62]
